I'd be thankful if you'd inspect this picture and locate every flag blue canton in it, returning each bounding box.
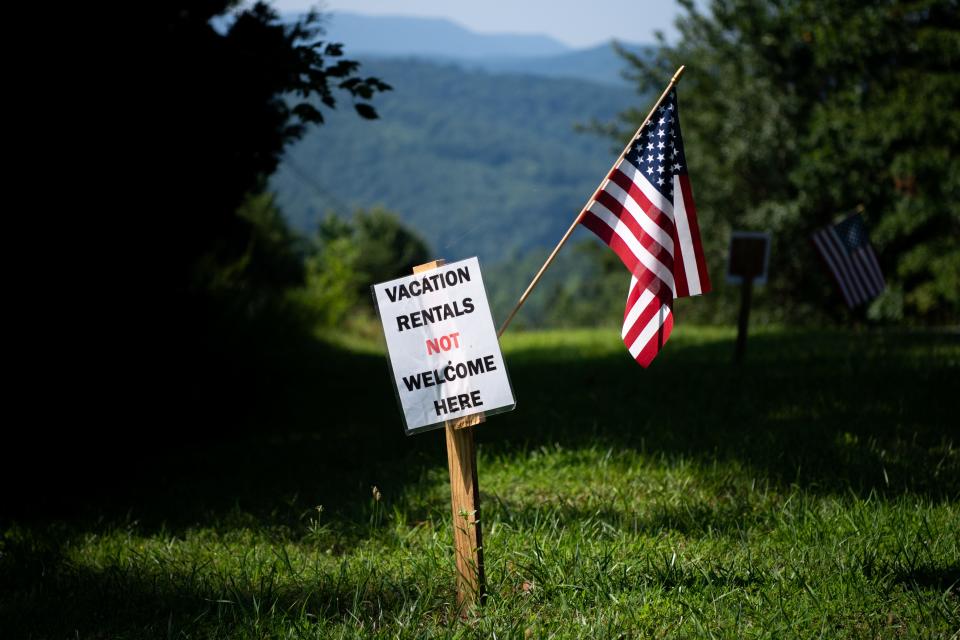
[623,88,688,199]
[836,214,869,251]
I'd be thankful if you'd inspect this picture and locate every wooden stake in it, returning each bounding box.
[412,260,486,610]
[497,65,688,337]
[734,276,753,364]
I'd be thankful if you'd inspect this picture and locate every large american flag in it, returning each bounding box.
[811,213,885,307]
[579,88,710,367]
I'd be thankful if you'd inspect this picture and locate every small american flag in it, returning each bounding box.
[811,213,885,307]
[579,88,710,367]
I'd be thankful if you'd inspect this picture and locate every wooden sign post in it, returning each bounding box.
[734,275,754,364]
[412,259,486,609]
[371,253,513,610]
[726,232,771,364]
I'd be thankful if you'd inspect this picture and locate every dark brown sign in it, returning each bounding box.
[727,232,771,284]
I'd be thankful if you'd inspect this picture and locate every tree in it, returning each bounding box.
[299,208,431,329]
[139,1,391,293]
[616,0,959,322]
[120,0,394,413]
[30,1,394,497]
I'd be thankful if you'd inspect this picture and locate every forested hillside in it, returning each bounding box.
[271,59,638,263]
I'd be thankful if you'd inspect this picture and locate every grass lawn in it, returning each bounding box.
[2,326,959,638]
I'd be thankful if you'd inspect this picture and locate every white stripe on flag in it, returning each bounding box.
[825,227,868,304]
[864,243,887,290]
[589,199,676,294]
[602,180,674,253]
[820,230,864,305]
[850,245,877,302]
[627,300,672,359]
[672,174,702,295]
[617,159,674,220]
[813,231,854,306]
[859,246,885,294]
[853,251,882,297]
[621,284,654,339]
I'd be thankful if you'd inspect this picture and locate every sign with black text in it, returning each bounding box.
[372,257,516,435]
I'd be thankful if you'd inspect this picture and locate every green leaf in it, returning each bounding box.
[354,103,378,119]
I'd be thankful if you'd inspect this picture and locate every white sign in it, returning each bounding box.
[372,257,516,435]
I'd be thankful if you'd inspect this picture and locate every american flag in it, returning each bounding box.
[579,88,710,367]
[811,213,885,307]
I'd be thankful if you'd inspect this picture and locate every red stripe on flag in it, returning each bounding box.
[840,239,875,300]
[622,284,658,347]
[607,168,674,233]
[678,175,711,295]
[621,282,669,348]
[862,245,885,290]
[811,232,855,307]
[666,215,689,298]
[855,248,885,296]
[580,211,640,275]
[824,228,867,304]
[623,278,644,321]
[594,190,674,270]
[852,251,881,297]
[631,300,673,368]
[608,166,691,297]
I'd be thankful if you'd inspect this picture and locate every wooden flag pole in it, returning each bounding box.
[497,65,688,338]
[413,259,486,611]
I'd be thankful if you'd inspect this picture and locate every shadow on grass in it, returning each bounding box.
[5,328,958,532]
[892,565,960,591]
[0,525,774,639]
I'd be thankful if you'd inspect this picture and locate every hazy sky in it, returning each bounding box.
[269,1,690,48]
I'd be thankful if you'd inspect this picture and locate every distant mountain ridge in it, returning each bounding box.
[465,42,650,87]
[323,12,571,59]
[312,12,650,86]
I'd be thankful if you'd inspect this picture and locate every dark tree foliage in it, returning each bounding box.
[11,2,391,513]
[145,0,390,291]
[122,1,390,387]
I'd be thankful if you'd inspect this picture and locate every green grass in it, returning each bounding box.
[3,326,959,638]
